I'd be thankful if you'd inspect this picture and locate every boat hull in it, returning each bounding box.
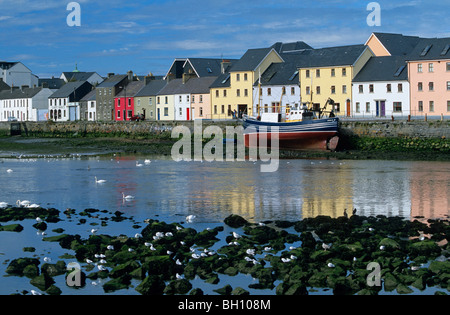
[243,117,339,151]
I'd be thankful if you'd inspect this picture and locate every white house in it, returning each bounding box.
[352,56,410,118]
[0,61,39,88]
[0,86,56,122]
[48,81,93,121]
[253,60,301,120]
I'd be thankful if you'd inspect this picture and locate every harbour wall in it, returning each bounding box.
[0,119,449,139]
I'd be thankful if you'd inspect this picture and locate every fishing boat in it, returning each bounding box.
[243,98,340,151]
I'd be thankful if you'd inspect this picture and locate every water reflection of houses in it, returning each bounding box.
[352,162,411,219]
[301,162,353,219]
[410,162,450,220]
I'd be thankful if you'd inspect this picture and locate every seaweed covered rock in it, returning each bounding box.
[6,258,40,276]
[224,215,248,228]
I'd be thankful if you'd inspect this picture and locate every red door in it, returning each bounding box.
[187,108,190,121]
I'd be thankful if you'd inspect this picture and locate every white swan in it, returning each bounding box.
[6,169,13,173]
[186,215,196,223]
[122,192,135,201]
[95,176,107,184]
[0,202,8,209]
[27,204,41,209]
[136,161,143,167]
[144,159,151,165]
[16,200,30,207]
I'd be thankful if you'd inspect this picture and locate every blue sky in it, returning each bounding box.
[1,0,449,78]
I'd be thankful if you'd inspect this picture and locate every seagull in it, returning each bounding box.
[186,215,196,223]
[122,192,135,201]
[85,259,93,264]
[97,265,107,271]
[264,247,272,252]
[30,290,42,295]
[176,273,184,280]
[379,245,386,251]
[43,257,51,263]
[281,258,291,263]
[135,233,142,239]
[322,243,332,251]
[36,217,43,223]
[91,229,98,235]
[327,262,336,268]
[107,245,114,250]
[176,259,182,265]
[95,176,107,184]
[246,249,255,256]
[232,232,241,239]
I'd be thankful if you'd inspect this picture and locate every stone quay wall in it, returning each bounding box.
[0,119,449,139]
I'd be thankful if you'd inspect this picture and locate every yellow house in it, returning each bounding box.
[211,47,284,119]
[298,45,373,117]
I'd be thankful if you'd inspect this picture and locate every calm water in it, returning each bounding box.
[0,156,449,295]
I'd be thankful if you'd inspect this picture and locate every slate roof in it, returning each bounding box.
[229,47,277,72]
[0,86,47,100]
[296,44,368,68]
[353,56,408,82]
[271,41,313,54]
[49,81,92,98]
[116,81,145,98]
[0,79,10,91]
[135,80,167,97]
[157,77,217,95]
[371,33,422,56]
[80,89,97,102]
[406,37,450,61]
[97,74,127,88]
[0,62,18,70]
[186,58,238,77]
[256,61,300,86]
[39,78,65,89]
[62,71,100,82]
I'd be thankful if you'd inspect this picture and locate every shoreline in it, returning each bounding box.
[0,135,449,162]
[1,207,449,296]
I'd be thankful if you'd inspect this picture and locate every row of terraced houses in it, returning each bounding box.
[1,32,449,122]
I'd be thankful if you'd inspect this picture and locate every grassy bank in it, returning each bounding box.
[1,131,450,161]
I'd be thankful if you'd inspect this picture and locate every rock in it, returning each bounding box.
[164,279,192,295]
[23,264,40,278]
[189,288,204,295]
[231,287,250,295]
[6,258,40,276]
[383,273,398,292]
[32,222,47,231]
[224,215,248,228]
[223,267,238,276]
[135,275,165,295]
[0,224,24,232]
[379,238,400,250]
[109,261,140,279]
[41,261,67,277]
[103,276,131,293]
[284,283,308,295]
[30,273,55,291]
[46,285,62,296]
[214,284,232,295]
[396,284,414,294]
[410,240,441,257]
[429,261,450,275]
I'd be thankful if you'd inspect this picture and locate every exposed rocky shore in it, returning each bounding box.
[1,206,449,295]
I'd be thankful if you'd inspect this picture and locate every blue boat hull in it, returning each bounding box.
[243,117,340,151]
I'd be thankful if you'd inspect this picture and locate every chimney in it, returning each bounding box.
[166,72,175,82]
[127,70,133,82]
[182,69,196,84]
[144,74,154,85]
[221,60,231,74]
[108,72,115,78]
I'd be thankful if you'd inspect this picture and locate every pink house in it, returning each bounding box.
[114,80,145,121]
[407,38,450,117]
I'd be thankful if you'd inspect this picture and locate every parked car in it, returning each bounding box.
[130,115,145,121]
